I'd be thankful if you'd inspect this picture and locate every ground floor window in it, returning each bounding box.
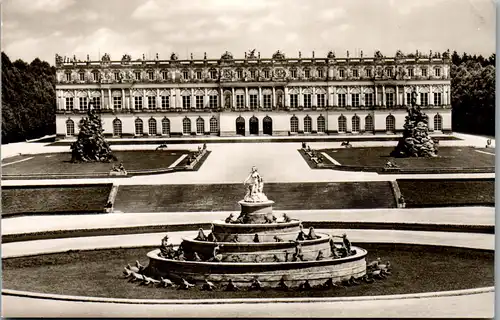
[352,116,360,133]
[386,115,395,132]
[317,116,326,133]
[317,94,325,107]
[196,118,205,134]
[365,115,374,132]
[338,115,347,133]
[304,116,312,133]
[135,118,143,135]
[162,118,170,134]
[66,120,75,136]
[113,119,122,136]
[210,117,218,133]
[183,118,191,134]
[148,118,157,135]
[434,114,442,131]
[290,116,299,133]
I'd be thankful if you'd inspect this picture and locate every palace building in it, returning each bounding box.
[55,49,452,139]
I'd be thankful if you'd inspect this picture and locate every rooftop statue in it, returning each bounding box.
[243,166,268,202]
[221,51,234,60]
[247,49,257,59]
[121,54,131,63]
[101,53,111,63]
[272,50,285,60]
[395,50,405,59]
[374,50,383,59]
[170,52,178,61]
[327,50,336,59]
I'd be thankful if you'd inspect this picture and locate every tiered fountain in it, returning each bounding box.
[143,167,367,288]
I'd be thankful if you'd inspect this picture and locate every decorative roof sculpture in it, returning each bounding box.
[170,52,178,61]
[55,54,63,67]
[221,51,234,61]
[121,54,131,64]
[101,53,111,63]
[327,50,336,59]
[272,50,285,60]
[374,50,383,59]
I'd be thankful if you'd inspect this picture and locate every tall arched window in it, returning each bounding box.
[352,115,360,133]
[304,116,312,133]
[135,118,143,135]
[196,117,205,134]
[434,114,442,131]
[290,116,299,133]
[183,118,191,134]
[365,115,374,132]
[317,115,326,133]
[162,118,170,135]
[66,119,75,136]
[148,118,157,135]
[210,117,218,134]
[338,115,347,133]
[386,115,396,132]
[113,119,122,137]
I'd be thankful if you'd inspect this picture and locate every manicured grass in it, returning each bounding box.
[321,147,494,169]
[397,178,495,208]
[1,184,113,217]
[114,182,397,212]
[1,150,192,176]
[2,243,493,299]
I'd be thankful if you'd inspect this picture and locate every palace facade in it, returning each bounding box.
[55,49,452,139]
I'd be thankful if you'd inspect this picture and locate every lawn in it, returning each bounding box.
[2,243,493,299]
[113,182,397,212]
[2,184,113,217]
[397,178,495,208]
[321,147,494,169]
[1,150,193,176]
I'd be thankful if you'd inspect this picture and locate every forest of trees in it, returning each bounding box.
[0,51,496,143]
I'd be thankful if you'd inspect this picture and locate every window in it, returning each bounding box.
[434,114,443,131]
[304,116,312,133]
[196,118,205,134]
[79,97,88,110]
[148,71,154,80]
[290,94,298,108]
[291,69,297,78]
[65,97,74,110]
[196,96,204,109]
[134,96,143,110]
[162,71,168,80]
[148,118,157,135]
[365,115,374,132]
[196,71,202,79]
[114,72,120,81]
[365,93,373,106]
[79,72,85,81]
[161,96,169,109]
[386,68,393,77]
[210,117,218,133]
[339,69,345,78]
[92,72,99,81]
[135,118,143,135]
[135,71,141,80]
[113,97,122,109]
[290,116,299,133]
[183,96,191,109]
[237,70,243,78]
[250,94,258,108]
[406,92,412,105]
[317,94,325,107]
[434,68,441,77]
[146,96,155,109]
[210,70,217,79]
[250,70,256,79]
[352,94,360,107]
[352,69,359,77]
[264,70,270,78]
[182,71,189,80]
[182,118,191,134]
[113,119,122,136]
[318,69,324,78]
[338,93,346,107]
[317,116,326,133]
[91,97,101,109]
[420,93,429,106]
[338,115,347,133]
[66,120,75,136]
[386,93,394,107]
[386,115,395,132]
[304,94,312,108]
[408,68,414,77]
[365,69,372,77]
[236,95,244,107]
[162,118,170,135]
[434,92,442,105]
[352,115,360,133]
[65,72,71,81]
[209,95,218,108]
[263,95,271,108]
[304,69,310,78]
[421,68,427,77]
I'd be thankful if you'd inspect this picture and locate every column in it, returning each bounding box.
[74,89,78,110]
[272,87,276,109]
[190,88,194,109]
[129,89,133,111]
[299,87,303,107]
[395,86,399,106]
[284,87,289,107]
[328,86,333,107]
[232,87,235,109]
[360,88,365,106]
[429,85,434,105]
[204,88,208,108]
[374,86,378,106]
[347,86,351,106]
[245,87,249,108]
[332,87,337,106]
[312,87,316,107]
[156,88,160,110]
[415,86,421,105]
[100,89,104,109]
[382,85,386,107]
[220,87,223,109]
[121,88,125,110]
[141,89,145,109]
[176,88,181,109]
[258,87,262,109]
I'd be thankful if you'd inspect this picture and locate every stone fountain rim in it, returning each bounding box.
[182,232,331,246]
[211,219,302,228]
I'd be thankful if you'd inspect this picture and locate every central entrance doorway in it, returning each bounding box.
[249,116,259,135]
[263,116,272,135]
[236,116,245,135]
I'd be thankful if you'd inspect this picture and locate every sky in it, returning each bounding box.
[1,0,496,64]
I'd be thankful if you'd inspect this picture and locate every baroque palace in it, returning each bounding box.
[55,49,452,139]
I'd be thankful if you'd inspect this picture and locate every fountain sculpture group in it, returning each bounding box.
[131,167,368,289]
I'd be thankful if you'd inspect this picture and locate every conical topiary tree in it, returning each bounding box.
[391,91,438,158]
[70,106,117,163]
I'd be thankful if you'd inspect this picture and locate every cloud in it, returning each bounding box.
[318,8,345,21]
[5,0,76,14]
